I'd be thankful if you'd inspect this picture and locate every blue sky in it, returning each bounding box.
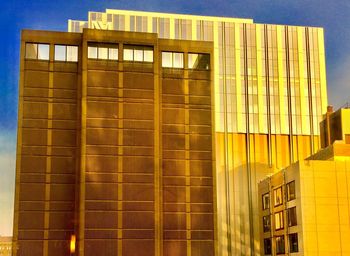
[0,0,349,236]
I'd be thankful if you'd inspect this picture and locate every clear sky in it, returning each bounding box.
[0,0,349,236]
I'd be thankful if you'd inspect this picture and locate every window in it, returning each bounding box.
[262,193,270,210]
[188,53,210,69]
[274,211,284,230]
[263,215,271,232]
[274,187,283,206]
[287,207,297,227]
[289,233,299,253]
[287,181,296,201]
[88,45,118,60]
[123,45,153,62]
[25,43,49,60]
[276,235,285,254]
[54,45,78,62]
[264,238,272,255]
[161,52,184,68]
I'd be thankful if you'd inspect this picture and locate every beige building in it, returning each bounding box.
[258,108,350,255]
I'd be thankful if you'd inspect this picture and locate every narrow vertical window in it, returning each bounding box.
[275,235,285,254]
[262,193,270,210]
[289,233,299,253]
[274,187,283,206]
[263,215,271,232]
[264,238,272,255]
[287,207,297,227]
[274,211,284,230]
[88,46,98,59]
[25,43,38,59]
[287,181,296,201]
[38,44,50,60]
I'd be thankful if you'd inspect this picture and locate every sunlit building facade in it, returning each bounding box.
[68,9,328,255]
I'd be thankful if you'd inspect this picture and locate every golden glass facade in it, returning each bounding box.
[68,10,328,255]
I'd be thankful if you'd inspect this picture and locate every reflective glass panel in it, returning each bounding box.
[143,49,153,62]
[109,48,118,60]
[67,46,78,62]
[55,45,66,61]
[123,48,133,61]
[173,52,184,68]
[162,52,172,67]
[88,46,98,59]
[26,43,37,59]
[188,53,210,69]
[38,44,49,60]
[134,49,143,61]
[98,47,108,60]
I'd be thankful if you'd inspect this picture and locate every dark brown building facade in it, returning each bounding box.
[13,29,216,256]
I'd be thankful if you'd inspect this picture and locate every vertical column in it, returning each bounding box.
[318,28,328,114]
[277,26,287,134]
[235,23,242,132]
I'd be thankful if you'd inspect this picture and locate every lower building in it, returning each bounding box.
[13,29,216,256]
[0,236,12,256]
[258,108,350,255]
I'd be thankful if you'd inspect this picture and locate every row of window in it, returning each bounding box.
[262,181,296,210]
[263,207,297,233]
[25,43,210,69]
[264,233,298,255]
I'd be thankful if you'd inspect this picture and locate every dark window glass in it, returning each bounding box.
[289,233,299,253]
[263,215,271,232]
[264,238,272,255]
[287,207,297,227]
[188,53,210,70]
[287,181,296,201]
[262,193,270,210]
[276,235,285,254]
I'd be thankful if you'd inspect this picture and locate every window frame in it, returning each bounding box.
[25,43,50,61]
[289,233,299,253]
[274,211,284,231]
[161,51,184,69]
[262,192,270,210]
[263,238,272,255]
[274,186,283,207]
[262,215,271,233]
[88,44,119,61]
[286,181,296,201]
[123,45,153,63]
[287,206,297,227]
[54,45,79,62]
[275,235,285,255]
[188,52,210,70]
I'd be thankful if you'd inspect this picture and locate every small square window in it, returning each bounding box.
[25,43,38,59]
[98,47,108,60]
[123,48,133,61]
[88,46,98,59]
[38,44,49,60]
[162,52,172,68]
[134,49,143,61]
[109,48,118,60]
[67,46,78,62]
[55,45,66,61]
[173,52,184,68]
[143,49,153,62]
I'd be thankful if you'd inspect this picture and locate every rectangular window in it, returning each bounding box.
[287,207,297,227]
[88,45,118,60]
[289,233,299,253]
[287,181,296,201]
[188,53,210,69]
[25,43,49,60]
[161,52,184,68]
[262,193,270,210]
[123,45,153,62]
[263,215,271,232]
[274,211,284,230]
[276,235,285,254]
[264,238,272,255]
[54,45,78,62]
[274,187,283,206]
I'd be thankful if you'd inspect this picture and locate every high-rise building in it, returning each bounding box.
[68,9,328,255]
[13,29,215,256]
[258,108,350,255]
